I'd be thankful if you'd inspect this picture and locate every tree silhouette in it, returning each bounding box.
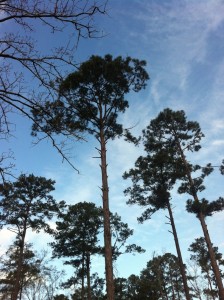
[51,202,102,300]
[124,130,191,299]
[145,108,224,299]
[51,201,144,300]
[32,54,149,299]
[0,241,40,300]
[0,174,65,300]
[140,253,185,299]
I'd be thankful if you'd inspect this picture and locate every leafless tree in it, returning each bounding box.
[0,0,107,172]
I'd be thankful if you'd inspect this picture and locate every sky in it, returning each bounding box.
[1,0,224,289]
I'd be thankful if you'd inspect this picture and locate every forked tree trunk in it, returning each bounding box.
[167,201,191,300]
[99,128,114,300]
[177,142,224,300]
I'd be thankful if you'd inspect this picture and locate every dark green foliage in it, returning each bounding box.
[178,163,214,197]
[113,253,186,299]
[0,174,65,300]
[32,54,149,299]
[139,253,185,299]
[126,274,142,300]
[70,273,106,300]
[110,212,145,260]
[51,201,145,263]
[51,201,143,298]
[52,202,102,260]
[186,197,224,217]
[0,174,65,234]
[54,294,69,300]
[146,109,224,298]
[32,54,149,142]
[51,202,102,299]
[123,109,196,222]
[143,108,204,153]
[123,149,185,223]
[220,160,224,175]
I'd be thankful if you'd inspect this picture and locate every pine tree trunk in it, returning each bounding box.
[99,129,114,300]
[177,142,224,300]
[12,228,26,300]
[86,252,92,300]
[198,212,224,300]
[81,253,85,300]
[167,201,191,300]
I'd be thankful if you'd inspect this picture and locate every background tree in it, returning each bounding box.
[51,201,144,300]
[109,212,145,262]
[54,294,70,300]
[32,54,149,299]
[0,174,65,300]
[118,253,186,300]
[70,273,106,300]
[123,134,191,299]
[51,202,102,300]
[139,253,185,299]
[22,249,65,300]
[142,108,224,299]
[114,277,128,300]
[0,0,107,172]
[189,237,224,299]
[126,274,142,300]
[0,241,40,300]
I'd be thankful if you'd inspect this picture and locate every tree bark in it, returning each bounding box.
[99,129,114,300]
[198,212,224,300]
[167,201,191,300]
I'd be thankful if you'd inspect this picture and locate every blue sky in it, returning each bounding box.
[1,0,224,287]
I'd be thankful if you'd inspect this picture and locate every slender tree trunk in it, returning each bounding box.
[99,128,114,300]
[167,201,191,300]
[19,277,24,300]
[199,212,224,300]
[176,141,224,300]
[86,252,91,300]
[162,277,169,300]
[170,274,176,300]
[12,228,27,300]
[175,276,181,300]
[81,254,85,300]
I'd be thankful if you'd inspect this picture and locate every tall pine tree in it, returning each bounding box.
[143,108,224,299]
[32,54,149,299]
[124,128,191,299]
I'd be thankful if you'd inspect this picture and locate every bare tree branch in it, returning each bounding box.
[0,0,107,173]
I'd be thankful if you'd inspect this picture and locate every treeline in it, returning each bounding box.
[0,1,224,300]
[0,107,224,300]
[0,231,224,299]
